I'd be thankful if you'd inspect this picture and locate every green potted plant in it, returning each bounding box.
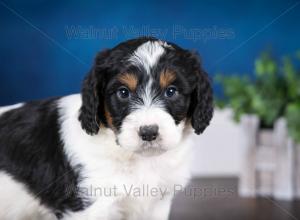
[283,53,300,144]
[216,50,300,199]
[216,51,288,128]
[283,53,300,197]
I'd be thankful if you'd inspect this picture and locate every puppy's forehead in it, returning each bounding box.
[128,40,172,75]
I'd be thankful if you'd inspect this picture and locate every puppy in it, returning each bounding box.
[0,37,213,220]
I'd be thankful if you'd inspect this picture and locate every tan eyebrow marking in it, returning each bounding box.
[160,69,176,88]
[118,73,138,91]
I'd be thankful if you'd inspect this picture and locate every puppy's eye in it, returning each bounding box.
[117,87,130,99]
[165,86,178,98]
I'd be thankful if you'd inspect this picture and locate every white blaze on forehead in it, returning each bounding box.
[129,40,168,74]
[141,78,154,107]
[129,40,172,108]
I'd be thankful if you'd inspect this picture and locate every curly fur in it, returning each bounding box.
[0,37,213,220]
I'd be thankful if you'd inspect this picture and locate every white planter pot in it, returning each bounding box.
[296,145,300,198]
[238,114,259,197]
[273,119,294,200]
[239,116,296,200]
[256,129,274,196]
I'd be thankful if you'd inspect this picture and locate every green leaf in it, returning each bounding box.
[286,103,300,143]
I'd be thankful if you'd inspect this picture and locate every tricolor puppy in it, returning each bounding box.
[0,37,213,220]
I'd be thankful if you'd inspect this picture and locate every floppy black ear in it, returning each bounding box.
[79,50,110,135]
[188,52,214,135]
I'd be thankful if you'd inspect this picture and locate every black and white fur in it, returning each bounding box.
[0,37,213,220]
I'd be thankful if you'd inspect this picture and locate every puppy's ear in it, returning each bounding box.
[79,50,110,135]
[187,52,214,134]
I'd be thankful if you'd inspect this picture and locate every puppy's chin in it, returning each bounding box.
[134,148,167,157]
[134,142,167,157]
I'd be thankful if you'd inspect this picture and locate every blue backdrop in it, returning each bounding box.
[0,0,299,105]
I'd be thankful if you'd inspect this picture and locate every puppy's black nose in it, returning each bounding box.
[139,125,159,141]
